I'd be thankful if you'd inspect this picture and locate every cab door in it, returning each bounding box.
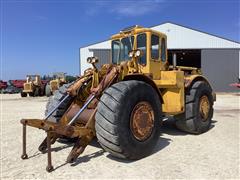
[149,33,161,79]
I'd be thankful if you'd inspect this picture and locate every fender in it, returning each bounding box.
[123,74,164,103]
[184,75,216,101]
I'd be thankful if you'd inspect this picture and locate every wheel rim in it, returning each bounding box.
[130,101,154,141]
[199,95,210,121]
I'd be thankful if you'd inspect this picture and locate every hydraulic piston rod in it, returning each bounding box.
[68,94,95,126]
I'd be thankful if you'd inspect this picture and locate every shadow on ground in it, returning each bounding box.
[71,149,105,166]
[106,117,217,163]
[52,118,217,169]
[161,117,217,136]
[106,136,171,163]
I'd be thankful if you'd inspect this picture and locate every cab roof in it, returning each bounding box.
[111,25,167,40]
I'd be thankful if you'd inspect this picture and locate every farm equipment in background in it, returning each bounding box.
[20,25,215,172]
[65,75,77,83]
[1,80,23,94]
[10,80,26,89]
[45,72,67,97]
[0,80,7,90]
[229,78,240,89]
[21,75,46,97]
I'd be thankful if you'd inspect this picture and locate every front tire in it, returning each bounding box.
[21,91,27,97]
[95,80,162,160]
[34,88,40,96]
[175,81,214,134]
[45,83,73,123]
[45,84,52,97]
[29,92,34,97]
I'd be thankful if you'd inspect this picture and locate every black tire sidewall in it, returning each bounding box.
[193,82,213,132]
[101,81,162,159]
[21,91,27,97]
[175,81,214,134]
[45,84,52,97]
[45,83,73,122]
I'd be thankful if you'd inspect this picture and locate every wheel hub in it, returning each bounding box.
[199,95,210,121]
[130,102,154,141]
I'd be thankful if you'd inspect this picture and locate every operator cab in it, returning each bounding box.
[111,25,168,79]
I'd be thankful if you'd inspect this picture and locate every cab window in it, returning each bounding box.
[120,36,134,61]
[137,33,147,65]
[151,35,159,60]
[161,38,166,62]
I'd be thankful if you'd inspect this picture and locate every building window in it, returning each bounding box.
[151,35,160,60]
[121,36,134,60]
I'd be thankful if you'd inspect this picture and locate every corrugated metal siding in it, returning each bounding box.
[152,23,240,49]
[80,48,93,75]
[201,49,240,92]
[80,41,111,74]
[91,49,111,69]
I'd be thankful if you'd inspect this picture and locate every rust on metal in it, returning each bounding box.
[90,66,119,96]
[66,134,94,163]
[38,133,58,152]
[199,95,210,121]
[21,124,28,160]
[67,76,92,97]
[46,131,54,172]
[130,101,154,141]
[20,119,93,138]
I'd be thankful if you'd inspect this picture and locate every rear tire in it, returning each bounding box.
[175,81,214,134]
[95,80,162,160]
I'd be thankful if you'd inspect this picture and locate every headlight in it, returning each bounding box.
[87,57,99,64]
[135,49,141,57]
[91,57,99,63]
[128,51,134,58]
[87,57,92,63]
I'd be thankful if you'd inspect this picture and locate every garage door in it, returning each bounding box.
[168,49,201,68]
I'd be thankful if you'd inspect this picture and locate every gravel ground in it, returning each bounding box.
[1,93,239,179]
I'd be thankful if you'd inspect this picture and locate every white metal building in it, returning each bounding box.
[80,22,240,92]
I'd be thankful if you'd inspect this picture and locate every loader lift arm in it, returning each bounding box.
[20,66,120,172]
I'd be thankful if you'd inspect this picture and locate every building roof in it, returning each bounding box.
[80,22,240,50]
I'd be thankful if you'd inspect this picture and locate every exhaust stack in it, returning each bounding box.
[173,53,177,70]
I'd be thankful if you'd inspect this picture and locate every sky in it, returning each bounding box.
[1,0,240,80]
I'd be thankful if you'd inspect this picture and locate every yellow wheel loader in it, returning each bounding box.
[21,75,45,97]
[45,72,67,97]
[20,26,216,172]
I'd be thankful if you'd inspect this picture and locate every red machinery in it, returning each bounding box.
[0,80,7,89]
[229,83,240,88]
[10,80,26,89]
[229,78,240,89]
